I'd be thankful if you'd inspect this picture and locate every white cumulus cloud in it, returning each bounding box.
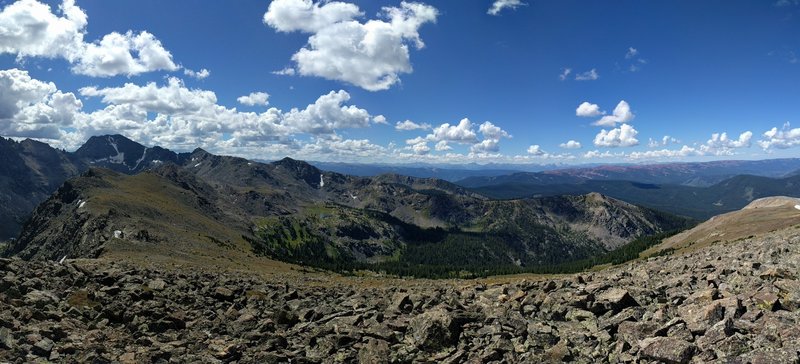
[0,0,179,77]
[264,0,438,91]
[405,136,430,155]
[263,0,362,33]
[75,31,179,77]
[648,135,679,148]
[478,121,510,140]
[471,138,501,153]
[527,144,545,155]
[593,124,639,147]
[576,102,603,117]
[184,68,210,79]
[0,0,86,60]
[701,131,752,154]
[0,68,81,139]
[395,119,431,131]
[406,118,511,154]
[237,92,270,106]
[759,123,800,150]
[281,90,372,134]
[79,78,218,115]
[629,146,700,159]
[470,121,511,153]
[430,118,478,144]
[434,140,451,151]
[0,70,404,160]
[583,150,624,159]
[79,78,377,146]
[631,131,752,159]
[559,140,581,149]
[593,100,634,126]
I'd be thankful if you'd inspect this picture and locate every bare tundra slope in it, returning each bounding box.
[1,221,799,362]
[644,196,800,257]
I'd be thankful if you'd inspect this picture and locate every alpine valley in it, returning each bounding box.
[5,133,800,279]
[2,135,696,277]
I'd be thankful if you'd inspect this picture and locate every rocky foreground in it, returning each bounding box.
[2,228,800,363]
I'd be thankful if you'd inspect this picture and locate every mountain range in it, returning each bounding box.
[3,133,799,243]
[457,158,800,188]
[463,174,800,220]
[0,135,194,240]
[5,133,800,277]
[309,162,556,182]
[3,141,690,277]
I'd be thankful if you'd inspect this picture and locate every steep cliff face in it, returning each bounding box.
[0,138,84,240]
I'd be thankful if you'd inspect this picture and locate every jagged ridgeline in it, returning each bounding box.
[3,134,694,277]
[0,135,194,241]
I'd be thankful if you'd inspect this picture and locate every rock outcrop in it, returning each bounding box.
[2,226,799,362]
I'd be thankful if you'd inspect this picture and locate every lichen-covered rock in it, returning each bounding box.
[638,337,695,364]
[409,307,458,351]
[595,288,638,313]
[23,289,59,308]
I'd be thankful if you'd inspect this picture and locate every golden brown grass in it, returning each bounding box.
[642,197,800,258]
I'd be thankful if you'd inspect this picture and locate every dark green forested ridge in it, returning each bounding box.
[247,205,694,279]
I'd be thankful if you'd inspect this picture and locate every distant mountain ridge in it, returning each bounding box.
[4,140,690,275]
[2,133,798,243]
[310,161,527,182]
[468,173,800,220]
[458,158,800,188]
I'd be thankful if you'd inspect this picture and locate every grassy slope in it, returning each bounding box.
[23,169,265,271]
[642,197,800,258]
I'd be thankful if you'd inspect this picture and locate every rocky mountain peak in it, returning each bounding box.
[189,148,210,158]
[74,134,148,172]
[273,156,315,168]
[76,134,136,153]
[72,135,189,174]
[18,138,54,151]
[271,157,322,186]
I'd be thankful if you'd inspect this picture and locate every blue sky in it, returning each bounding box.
[0,0,799,164]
